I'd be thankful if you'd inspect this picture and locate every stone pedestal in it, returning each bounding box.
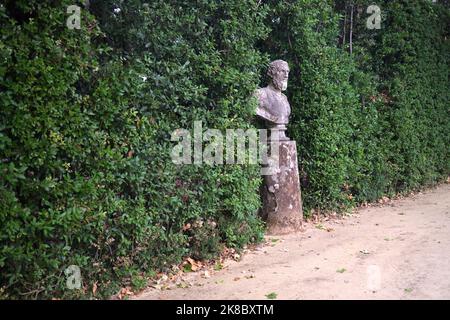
[261,140,303,235]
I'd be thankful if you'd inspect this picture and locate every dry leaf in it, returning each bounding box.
[186,257,199,271]
[152,284,162,290]
[156,274,168,284]
[121,287,133,296]
[186,257,195,264]
[117,287,133,299]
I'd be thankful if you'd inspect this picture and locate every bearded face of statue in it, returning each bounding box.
[270,63,290,91]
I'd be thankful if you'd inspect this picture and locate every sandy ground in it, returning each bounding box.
[136,183,450,300]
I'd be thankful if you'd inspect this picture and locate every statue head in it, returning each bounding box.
[267,60,290,91]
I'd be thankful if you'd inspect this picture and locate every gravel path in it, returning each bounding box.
[136,183,450,300]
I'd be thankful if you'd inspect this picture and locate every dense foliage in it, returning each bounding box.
[1,0,448,298]
[0,0,267,298]
[261,0,449,212]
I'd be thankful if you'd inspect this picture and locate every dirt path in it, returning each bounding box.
[136,183,450,300]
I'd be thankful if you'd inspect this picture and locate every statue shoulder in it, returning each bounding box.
[254,87,269,101]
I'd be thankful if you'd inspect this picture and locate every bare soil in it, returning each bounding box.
[136,183,450,300]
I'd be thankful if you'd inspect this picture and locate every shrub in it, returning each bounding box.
[0,0,267,299]
[260,0,449,212]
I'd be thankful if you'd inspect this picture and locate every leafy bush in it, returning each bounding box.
[260,0,449,213]
[0,0,266,299]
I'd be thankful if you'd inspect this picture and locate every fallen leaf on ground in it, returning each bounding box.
[182,257,202,272]
[157,274,168,283]
[176,282,190,289]
[266,292,277,300]
[117,287,134,299]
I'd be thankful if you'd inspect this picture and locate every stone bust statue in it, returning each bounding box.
[255,59,291,141]
[254,60,303,234]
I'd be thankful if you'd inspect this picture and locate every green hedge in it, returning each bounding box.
[260,0,449,213]
[1,0,448,299]
[0,0,266,299]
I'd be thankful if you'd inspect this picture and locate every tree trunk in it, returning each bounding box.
[349,3,354,54]
[343,6,347,47]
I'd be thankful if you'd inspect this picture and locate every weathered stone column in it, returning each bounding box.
[261,140,303,234]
